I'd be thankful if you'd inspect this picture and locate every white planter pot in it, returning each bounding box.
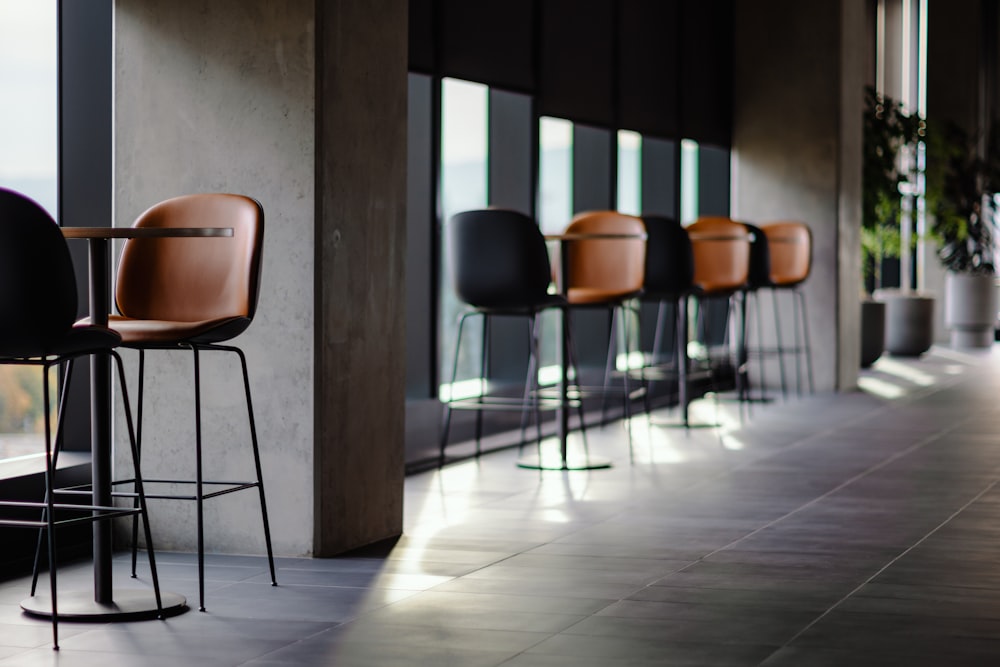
[944,272,998,348]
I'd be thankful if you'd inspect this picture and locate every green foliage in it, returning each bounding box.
[862,86,922,291]
[925,118,1000,275]
[0,366,49,434]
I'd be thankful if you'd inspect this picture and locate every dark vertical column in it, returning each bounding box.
[699,144,732,347]
[488,88,534,383]
[406,73,435,400]
[640,137,678,353]
[699,145,731,217]
[59,0,113,598]
[315,0,407,555]
[642,137,677,218]
[572,124,615,368]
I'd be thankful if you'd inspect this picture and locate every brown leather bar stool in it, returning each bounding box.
[675,216,752,427]
[106,193,275,612]
[761,221,814,395]
[0,188,163,649]
[559,210,646,458]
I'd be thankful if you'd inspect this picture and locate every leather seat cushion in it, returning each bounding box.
[77,315,251,345]
[565,287,640,305]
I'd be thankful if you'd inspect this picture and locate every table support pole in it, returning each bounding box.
[558,309,570,462]
[87,239,113,604]
[517,238,610,471]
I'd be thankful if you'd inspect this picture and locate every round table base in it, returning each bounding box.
[21,590,187,621]
[516,453,612,471]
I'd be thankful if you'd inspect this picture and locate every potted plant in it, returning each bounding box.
[926,119,1000,348]
[861,87,933,362]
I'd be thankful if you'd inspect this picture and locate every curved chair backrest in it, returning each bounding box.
[448,209,553,309]
[116,193,264,324]
[687,216,751,295]
[642,215,694,296]
[563,211,646,296]
[0,188,77,357]
[762,221,812,286]
[743,222,772,290]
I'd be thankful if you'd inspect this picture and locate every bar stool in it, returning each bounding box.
[636,215,695,412]
[678,216,752,426]
[439,209,568,463]
[105,194,275,613]
[761,221,814,395]
[737,222,772,405]
[0,188,163,649]
[559,211,646,458]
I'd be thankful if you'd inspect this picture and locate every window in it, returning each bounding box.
[680,138,699,224]
[536,117,574,378]
[616,130,643,371]
[538,117,573,234]
[438,78,489,399]
[616,130,641,216]
[0,2,57,216]
[0,1,58,462]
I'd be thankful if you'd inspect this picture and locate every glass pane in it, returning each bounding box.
[439,78,488,399]
[537,117,574,377]
[680,138,699,224]
[538,117,573,234]
[0,1,57,216]
[617,130,641,216]
[0,1,58,461]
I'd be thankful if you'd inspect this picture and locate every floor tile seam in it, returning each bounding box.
[529,410,930,559]
[637,390,915,503]
[538,399,904,547]
[233,624,346,666]
[646,417,968,587]
[762,475,1000,662]
[322,618,560,660]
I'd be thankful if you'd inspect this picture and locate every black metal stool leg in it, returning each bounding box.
[772,289,789,399]
[644,299,669,415]
[31,360,74,597]
[112,350,164,617]
[563,315,590,455]
[439,312,472,464]
[131,349,145,578]
[620,302,635,462]
[474,316,491,457]
[752,291,768,402]
[233,346,277,587]
[519,315,541,453]
[796,289,815,394]
[41,362,59,649]
[528,313,545,474]
[600,307,618,425]
[191,346,206,612]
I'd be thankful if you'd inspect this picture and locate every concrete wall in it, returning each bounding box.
[114,1,317,555]
[731,0,865,391]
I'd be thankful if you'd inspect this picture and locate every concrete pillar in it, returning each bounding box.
[731,0,865,391]
[314,0,407,555]
[114,0,406,557]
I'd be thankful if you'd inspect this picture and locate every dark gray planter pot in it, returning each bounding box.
[944,272,998,348]
[861,299,885,368]
[874,289,935,357]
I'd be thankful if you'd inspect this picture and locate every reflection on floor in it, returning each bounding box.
[3,345,1000,665]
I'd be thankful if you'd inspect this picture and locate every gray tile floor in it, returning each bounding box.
[4,346,1000,665]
